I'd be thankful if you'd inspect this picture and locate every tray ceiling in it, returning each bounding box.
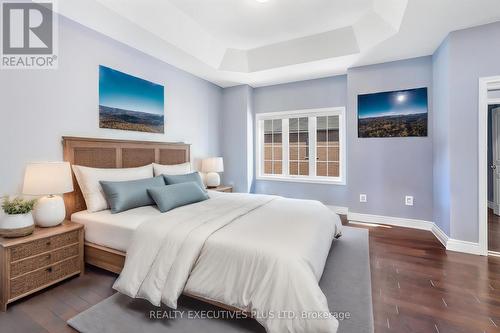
[55,0,500,87]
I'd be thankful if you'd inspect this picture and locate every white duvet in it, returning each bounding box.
[113,192,342,333]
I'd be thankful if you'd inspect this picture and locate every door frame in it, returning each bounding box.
[479,76,500,256]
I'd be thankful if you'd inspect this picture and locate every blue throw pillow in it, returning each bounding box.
[148,182,209,213]
[100,176,165,214]
[162,172,206,192]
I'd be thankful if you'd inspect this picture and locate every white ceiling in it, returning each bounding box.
[56,0,500,88]
[168,0,371,50]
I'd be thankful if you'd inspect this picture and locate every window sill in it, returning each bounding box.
[256,175,346,185]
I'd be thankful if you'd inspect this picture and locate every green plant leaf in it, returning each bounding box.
[2,196,37,215]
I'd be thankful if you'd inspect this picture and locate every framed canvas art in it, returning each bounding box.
[358,87,428,138]
[99,65,164,133]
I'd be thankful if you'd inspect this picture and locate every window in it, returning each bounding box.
[317,116,340,177]
[256,107,346,185]
[263,119,282,175]
[289,117,309,176]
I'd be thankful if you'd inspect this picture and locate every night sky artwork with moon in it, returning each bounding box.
[358,87,428,138]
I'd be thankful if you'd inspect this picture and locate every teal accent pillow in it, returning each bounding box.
[100,176,165,214]
[148,182,209,213]
[162,172,206,192]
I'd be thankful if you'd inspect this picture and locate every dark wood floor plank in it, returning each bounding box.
[0,305,48,333]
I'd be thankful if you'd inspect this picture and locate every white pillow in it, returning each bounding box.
[72,164,153,213]
[153,162,191,176]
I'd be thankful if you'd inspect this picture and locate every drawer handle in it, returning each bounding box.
[46,241,51,246]
[46,267,53,273]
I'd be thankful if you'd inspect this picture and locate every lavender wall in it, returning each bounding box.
[445,21,500,242]
[253,75,348,206]
[220,21,500,244]
[432,37,452,235]
[249,58,434,222]
[253,76,348,114]
[0,17,222,197]
[347,57,433,221]
[220,85,254,193]
[252,76,350,207]
[3,13,499,244]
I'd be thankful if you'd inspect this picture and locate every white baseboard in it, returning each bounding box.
[489,201,498,211]
[327,206,349,215]
[431,223,483,255]
[446,239,483,255]
[347,211,484,256]
[431,223,485,255]
[431,223,449,248]
[347,212,434,231]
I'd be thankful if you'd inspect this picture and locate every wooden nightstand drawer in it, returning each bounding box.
[10,244,80,278]
[0,221,84,311]
[10,230,79,261]
[10,256,80,299]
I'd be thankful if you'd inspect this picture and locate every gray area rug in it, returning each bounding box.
[68,226,373,333]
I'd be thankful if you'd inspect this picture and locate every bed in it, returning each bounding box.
[63,137,343,333]
[63,137,192,274]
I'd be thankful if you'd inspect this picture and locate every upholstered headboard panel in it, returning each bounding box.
[62,136,191,218]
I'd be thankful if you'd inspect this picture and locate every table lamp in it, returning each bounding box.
[22,162,74,227]
[202,157,224,188]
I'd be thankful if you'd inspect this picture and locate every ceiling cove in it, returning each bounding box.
[54,0,500,87]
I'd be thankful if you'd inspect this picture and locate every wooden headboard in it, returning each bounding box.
[62,136,191,218]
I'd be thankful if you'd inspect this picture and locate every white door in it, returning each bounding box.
[492,106,500,215]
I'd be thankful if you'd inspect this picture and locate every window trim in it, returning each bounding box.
[255,107,347,185]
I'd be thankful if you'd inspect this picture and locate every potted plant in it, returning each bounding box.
[0,197,37,238]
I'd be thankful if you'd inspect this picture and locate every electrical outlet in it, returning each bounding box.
[405,196,414,206]
[360,194,367,203]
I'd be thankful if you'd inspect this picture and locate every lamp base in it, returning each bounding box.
[33,195,66,227]
[205,172,221,188]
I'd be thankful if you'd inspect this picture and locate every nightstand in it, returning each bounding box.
[0,221,84,311]
[209,185,233,193]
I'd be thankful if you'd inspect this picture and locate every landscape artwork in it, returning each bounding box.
[99,65,164,133]
[358,88,428,138]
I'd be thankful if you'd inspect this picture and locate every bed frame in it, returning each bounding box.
[62,136,243,313]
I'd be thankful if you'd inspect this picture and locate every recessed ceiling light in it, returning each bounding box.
[255,0,270,3]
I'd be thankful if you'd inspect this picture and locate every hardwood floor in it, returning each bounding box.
[0,267,116,333]
[489,208,500,253]
[353,219,500,333]
[1,217,500,333]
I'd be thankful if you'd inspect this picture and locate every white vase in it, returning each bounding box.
[0,212,35,238]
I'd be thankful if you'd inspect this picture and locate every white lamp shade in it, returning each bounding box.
[23,162,74,195]
[202,157,224,173]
